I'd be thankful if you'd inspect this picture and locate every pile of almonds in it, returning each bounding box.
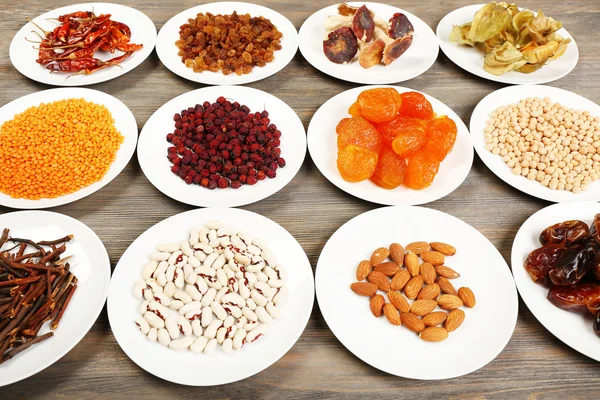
[351,241,476,342]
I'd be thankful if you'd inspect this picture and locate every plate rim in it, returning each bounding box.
[469,84,600,203]
[315,205,519,380]
[510,201,600,362]
[298,1,440,85]
[0,210,111,387]
[136,84,307,208]
[155,1,299,85]
[9,2,157,87]
[306,84,474,206]
[0,87,139,209]
[106,206,315,386]
[436,3,579,85]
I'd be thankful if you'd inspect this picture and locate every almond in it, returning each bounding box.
[417,283,440,301]
[369,294,385,317]
[387,291,411,313]
[390,270,411,291]
[400,312,425,332]
[383,303,402,326]
[406,241,430,255]
[435,265,460,279]
[458,287,476,308]
[404,253,420,277]
[419,262,436,284]
[370,247,390,266]
[355,260,371,281]
[410,299,437,317]
[403,275,424,300]
[429,242,456,256]
[419,327,448,342]
[422,311,447,327]
[420,251,445,266]
[374,261,400,277]
[437,294,463,310]
[367,271,390,292]
[445,309,465,332]
[389,243,405,266]
[436,276,457,295]
[350,282,377,297]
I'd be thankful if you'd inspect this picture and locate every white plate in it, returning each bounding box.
[470,84,600,202]
[137,85,306,208]
[512,202,600,362]
[0,88,138,209]
[299,2,439,84]
[437,4,579,85]
[307,85,473,206]
[0,210,110,386]
[316,206,518,380]
[10,3,156,86]
[156,2,298,85]
[107,207,314,386]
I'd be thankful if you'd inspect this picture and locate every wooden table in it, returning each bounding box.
[1,0,599,398]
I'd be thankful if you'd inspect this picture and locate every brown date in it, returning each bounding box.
[590,213,600,245]
[587,295,600,314]
[548,244,592,286]
[547,283,600,313]
[524,244,566,285]
[539,220,589,246]
[588,241,600,281]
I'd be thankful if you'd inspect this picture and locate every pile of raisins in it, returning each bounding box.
[167,96,285,189]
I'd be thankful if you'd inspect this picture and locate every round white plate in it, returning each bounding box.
[0,210,110,387]
[299,2,438,84]
[437,4,578,85]
[156,2,298,85]
[307,85,473,205]
[137,85,306,208]
[10,3,156,86]
[470,84,600,202]
[107,207,314,386]
[0,88,138,209]
[512,202,600,362]
[316,206,518,380]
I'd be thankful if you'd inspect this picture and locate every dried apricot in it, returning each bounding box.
[391,127,427,158]
[357,88,403,123]
[424,116,458,162]
[337,144,378,182]
[336,117,383,153]
[348,102,361,117]
[404,151,440,190]
[371,147,406,189]
[377,116,426,144]
[398,92,435,120]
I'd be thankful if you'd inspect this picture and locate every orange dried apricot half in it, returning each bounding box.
[348,101,361,117]
[336,117,383,153]
[357,88,402,123]
[377,116,426,144]
[370,147,407,189]
[398,91,435,120]
[424,116,458,162]
[337,144,378,182]
[391,127,427,158]
[404,150,440,190]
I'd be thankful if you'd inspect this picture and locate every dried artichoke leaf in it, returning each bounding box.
[449,23,474,46]
[483,42,526,74]
[468,2,514,43]
[527,9,563,45]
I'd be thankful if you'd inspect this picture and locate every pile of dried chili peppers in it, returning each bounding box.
[29,11,143,75]
[0,228,77,365]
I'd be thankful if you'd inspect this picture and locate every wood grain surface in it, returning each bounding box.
[1,0,599,398]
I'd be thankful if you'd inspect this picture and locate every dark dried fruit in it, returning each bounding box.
[524,244,566,285]
[590,213,600,245]
[382,36,413,65]
[539,220,590,246]
[595,313,600,338]
[323,27,359,64]
[388,13,414,39]
[352,5,375,42]
[588,295,600,314]
[547,284,600,313]
[548,244,592,286]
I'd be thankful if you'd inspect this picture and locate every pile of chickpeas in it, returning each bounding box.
[484,97,600,193]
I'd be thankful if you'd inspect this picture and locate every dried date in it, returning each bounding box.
[524,244,565,285]
[547,283,600,313]
[539,220,589,246]
[548,244,592,286]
